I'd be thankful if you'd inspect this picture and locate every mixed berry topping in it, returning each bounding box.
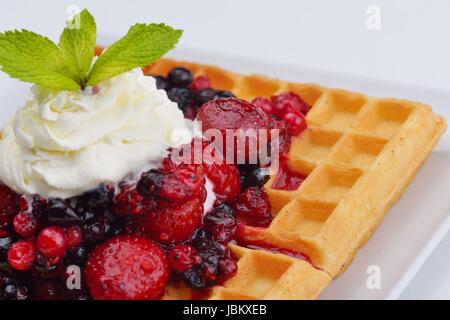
[0,65,311,300]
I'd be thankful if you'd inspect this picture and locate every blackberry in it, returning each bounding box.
[81,212,122,244]
[29,195,48,219]
[167,87,194,110]
[0,277,30,300]
[46,198,83,227]
[168,67,193,87]
[152,75,170,91]
[0,234,15,271]
[64,245,88,266]
[137,170,162,198]
[238,164,270,189]
[76,184,113,214]
[195,88,217,106]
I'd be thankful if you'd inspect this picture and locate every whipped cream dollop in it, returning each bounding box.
[0,69,190,199]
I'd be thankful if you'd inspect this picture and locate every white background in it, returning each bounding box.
[0,0,448,299]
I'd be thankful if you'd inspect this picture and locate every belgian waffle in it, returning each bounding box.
[145,59,446,300]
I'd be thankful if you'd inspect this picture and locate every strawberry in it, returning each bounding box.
[271,91,311,116]
[131,198,203,245]
[197,98,270,163]
[137,164,205,205]
[86,235,169,300]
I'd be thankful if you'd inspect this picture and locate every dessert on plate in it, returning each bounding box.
[0,9,445,300]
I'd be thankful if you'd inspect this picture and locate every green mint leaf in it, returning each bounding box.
[0,30,80,90]
[87,23,182,86]
[59,9,96,88]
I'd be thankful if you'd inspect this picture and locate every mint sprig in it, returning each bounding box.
[87,23,182,86]
[0,30,80,90]
[0,9,182,91]
[59,9,97,88]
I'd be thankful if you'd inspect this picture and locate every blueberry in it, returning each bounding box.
[215,91,235,99]
[195,88,217,106]
[152,75,170,91]
[167,87,194,110]
[183,268,206,289]
[168,67,193,87]
[46,198,83,226]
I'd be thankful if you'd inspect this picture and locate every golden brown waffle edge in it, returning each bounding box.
[144,58,446,299]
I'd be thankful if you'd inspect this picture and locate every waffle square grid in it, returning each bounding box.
[145,59,446,300]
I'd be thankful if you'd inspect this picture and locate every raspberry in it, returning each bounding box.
[284,112,307,136]
[271,91,311,117]
[191,75,211,91]
[7,240,35,271]
[13,212,37,238]
[233,187,272,227]
[66,226,82,248]
[203,203,237,243]
[132,198,203,245]
[0,185,21,228]
[270,117,291,157]
[203,162,240,202]
[36,226,68,258]
[86,235,169,300]
[252,97,274,115]
[167,244,200,273]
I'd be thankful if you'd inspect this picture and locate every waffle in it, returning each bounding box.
[144,59,446,299]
